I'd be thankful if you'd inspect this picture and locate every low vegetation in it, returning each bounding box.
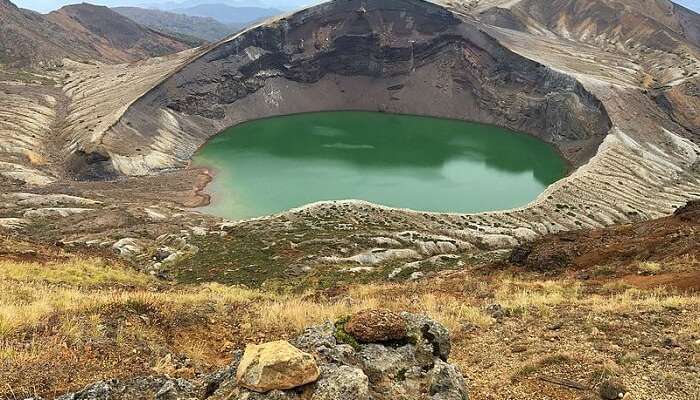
[0,239,698,399]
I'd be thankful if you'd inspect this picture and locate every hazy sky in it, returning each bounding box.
[677,0,699,11]
[11,0,700,13]
[11,0,315,12]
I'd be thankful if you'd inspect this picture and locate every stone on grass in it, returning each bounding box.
[599,378,626,399]
[236,341,320,392]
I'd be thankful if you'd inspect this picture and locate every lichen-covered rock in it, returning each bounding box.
[429,360,469,400]
[345,309,407,343]
[55,377,197,400]
[236,341,320,392]
[357,342,433,381]
[56,312,467,400]
[310,365,369,400]
[293,322,356,365]
[403,312,452,361]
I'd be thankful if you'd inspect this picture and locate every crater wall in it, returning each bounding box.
[87,0,611,178]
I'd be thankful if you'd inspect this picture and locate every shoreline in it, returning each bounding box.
[181,111,577,215]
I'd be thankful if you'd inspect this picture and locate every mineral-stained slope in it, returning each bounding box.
[47,4,194,63]
[0,82,59,185]
[0,0,98,66]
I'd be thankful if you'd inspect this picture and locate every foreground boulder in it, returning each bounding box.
[236,341,320,392]
[51,311,468,400]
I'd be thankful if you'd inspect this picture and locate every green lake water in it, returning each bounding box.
[193,111,566,220]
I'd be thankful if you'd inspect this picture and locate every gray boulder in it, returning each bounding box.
[430,360,469,400]
[402,312,452,361]
[311,365,370,400]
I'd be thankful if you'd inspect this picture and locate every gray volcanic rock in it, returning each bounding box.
[403,311,452,361]
[310,365,370,400]
[53,377,198,400]
[216,311,468,400]
[52,312,468,400]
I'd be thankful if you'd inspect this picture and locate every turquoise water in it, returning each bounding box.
[193,111,566,219]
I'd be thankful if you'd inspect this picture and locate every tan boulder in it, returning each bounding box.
[236,340,320,392]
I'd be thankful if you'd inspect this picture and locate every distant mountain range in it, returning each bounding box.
[11,0,320,13]
[168,3,282,25]
[113,6,241,42]
[148,0,316,12]
[112,3,284,43]
[0,0,193,66]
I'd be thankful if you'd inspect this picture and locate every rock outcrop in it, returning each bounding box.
[51,312,468,400]
[1,0,699,286]
[508,199,700,274]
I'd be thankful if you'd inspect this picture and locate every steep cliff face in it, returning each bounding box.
[92,0,610,179]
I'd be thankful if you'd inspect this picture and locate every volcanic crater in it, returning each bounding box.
[1,0,699,284]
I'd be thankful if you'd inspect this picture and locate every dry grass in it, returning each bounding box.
[0,257,153,287]
[637,261,663,275]
[1,258,696,340]
[512,352,574,380]
[585,287,696,314]
[493,276,581,316]
[1,254,699,399]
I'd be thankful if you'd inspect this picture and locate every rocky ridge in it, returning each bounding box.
[50,311,469,400]
[0,1,194,67]
[112,7,239,43]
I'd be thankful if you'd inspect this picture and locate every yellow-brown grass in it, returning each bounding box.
[1,255,699,399]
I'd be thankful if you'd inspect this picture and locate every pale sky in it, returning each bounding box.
[11,0,313,12]
[675,0,699,11]
[10,0,700,14]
